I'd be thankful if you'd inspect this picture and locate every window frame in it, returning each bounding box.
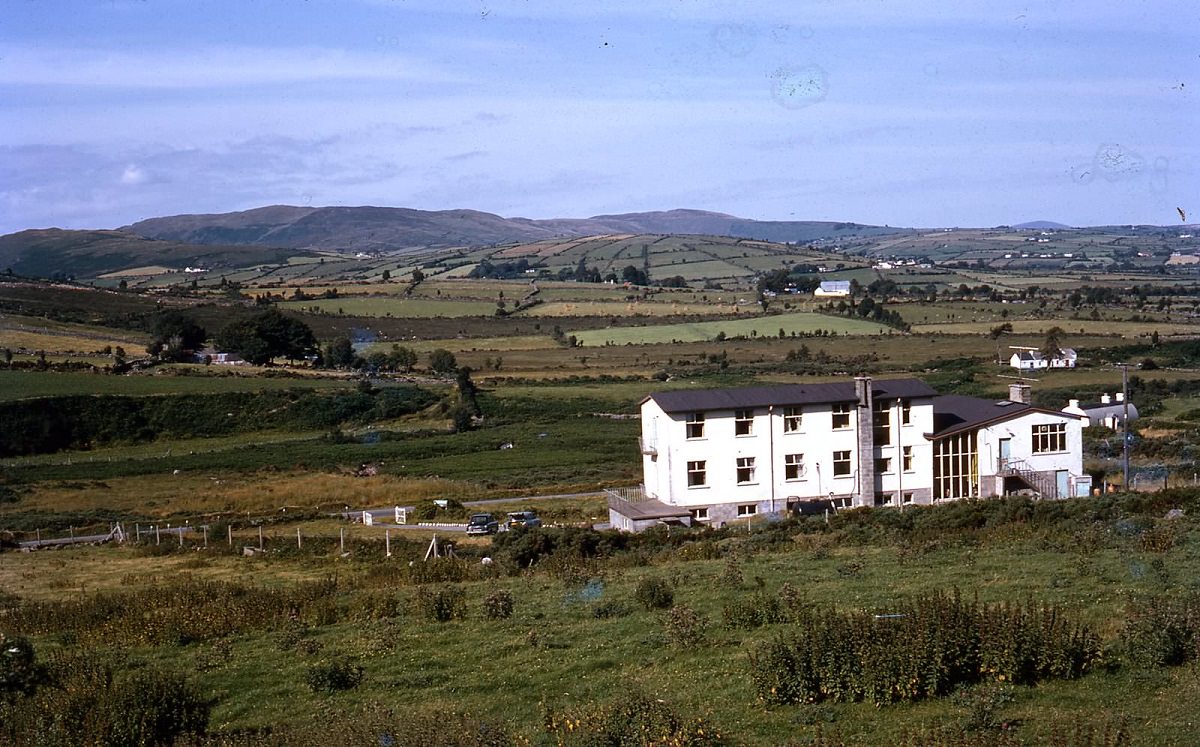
[685,412,706,439]
[831,403,852,430]
[736,503,758,517]
[689,507,709,521]
[900,400,912,425]
[736,456,757,484]
[784,453,806,481]
[734,409,754,436]
[833,450,852,477]
[783,406,803,433]
[1031,423,1067,453]
[686,460,707,487]
[902,445,914,472]
[875,456,893,474]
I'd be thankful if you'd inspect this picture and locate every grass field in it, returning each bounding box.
[570,312,894,346]
[279,297,498,318]
[0,369,351,401]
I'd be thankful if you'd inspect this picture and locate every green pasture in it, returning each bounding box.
[279,297,497,318]
[0,369,350,402]
[570,312,892,346]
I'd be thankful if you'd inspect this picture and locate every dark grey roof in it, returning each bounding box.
[931,395,1082,438]
[610,498,692,520]
[1079,402,1139,419]
[644,378,937,414]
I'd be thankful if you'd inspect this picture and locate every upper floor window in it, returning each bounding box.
[875,456,893,474]
[900,400,912,425]
[734,409,754,436]
[873,400,892,444]
[685,412,705,439]
[1032,423,1067,453]
[832,403,852,430]
[902,445,914,472]
[783,406,803,433]
[736,456,757,484]
[687,460,707,487]
[833,450,852,476]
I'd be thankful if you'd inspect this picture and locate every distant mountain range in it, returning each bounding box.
[122,206,912,251]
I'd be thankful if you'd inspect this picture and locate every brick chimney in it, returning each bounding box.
[1008,382,1031,404]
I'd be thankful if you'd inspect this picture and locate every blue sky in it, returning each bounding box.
[1,0,1195,234]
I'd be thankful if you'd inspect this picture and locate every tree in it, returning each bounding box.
[388,345,417,373]
[323,337,356,369]
[428,348,458,375]
[381,269,391,282]
[216,308,316,364]
[411,268,425,283]
[148,311,206,361]
[1041,326,1064,359]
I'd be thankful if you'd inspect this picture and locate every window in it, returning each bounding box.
[784,453,806,481]
[736,504,757,517]
[902,492,914,504]
[874,492,890,507]
[689,507,709,521]
[783,406,803,433]
[902,446,914,472]
[687,460,707,487]
[873,400,892,444]
[875,456,893,474]
[736,456,756,484]
[901,400,912,425]
[734,409,754,436]
[1032,423,1067,453]
[933,432,979,500]
[832,403,851,430]
[686,412,705,439]
[833,450,851,477]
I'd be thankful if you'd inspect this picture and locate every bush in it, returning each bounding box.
[749,591,1098,705]
[305,657,365,693]
[1116,593,1200,668]
[634,577,675,611]
[723,591,788,630]
[543,692,725,745]
[0,633,43,701]
[664,605,709,648]
[414,585,467,622]
[482,589,514,620]
[592,599,632,619]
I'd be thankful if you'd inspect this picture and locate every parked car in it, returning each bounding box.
[466,513,499,536]
[506,511,542,529]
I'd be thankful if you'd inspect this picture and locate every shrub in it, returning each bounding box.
[542,692,725,746]
[414,585,467,622]
[1116,593,1200,668]
[749,591,1098,705]
[664,605,709,648]
[305,657,365,693]
[482,589,514,620]
[592,599,632,619]
[723,591,788,630]
[634,577,675,610]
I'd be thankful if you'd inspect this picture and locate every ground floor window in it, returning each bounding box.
[689,507,709,521]
[736,504,757,517]
[903,492,915,504]
[833,450,851,476]
[687,460,707,487]
[933,431,978,500]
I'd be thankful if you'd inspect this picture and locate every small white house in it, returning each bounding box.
[612,378,1090,531]
[814,280,851,297]
[1062,393,1138,429]
[1009,348,1076,370]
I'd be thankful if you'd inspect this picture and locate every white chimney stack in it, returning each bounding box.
[1116,392,1124,402]
[1101,394,1111,404]
[1069,399,1080,409]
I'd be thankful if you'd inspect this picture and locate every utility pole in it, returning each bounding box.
[1121,363,1130,490]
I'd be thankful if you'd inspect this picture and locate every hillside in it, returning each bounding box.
[122,206,911,251]
[0,229,315,280]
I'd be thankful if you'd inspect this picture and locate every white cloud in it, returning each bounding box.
[120,164,150,185]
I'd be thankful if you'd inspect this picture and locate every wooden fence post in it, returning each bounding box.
[258,526,263,551]
[155,525,161,545]
[297,527,302,549]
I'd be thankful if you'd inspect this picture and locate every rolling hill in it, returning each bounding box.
[0,229,316,280]
[122,206,912,251]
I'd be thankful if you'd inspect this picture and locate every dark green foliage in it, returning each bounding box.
[305,657,365,693]
[0,633,43,701]
[663,604,709,648]
[414,585,467,622]
[1115,593,1200,668]
[591,599,632,619]
[215,308,316,364]
[0,653,210,746]
[482,588,514,620]
[634,576,675,610]
[0,385,437,456]
[428,348,458,375]
[722,591,789,629]
[149,310,207,360]
[749,591,1098,705]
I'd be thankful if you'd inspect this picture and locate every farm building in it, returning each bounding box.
[1009,348,1076,370]
[610,377,1090,531]
[1062,393,1138,429]
[814,280,851,297]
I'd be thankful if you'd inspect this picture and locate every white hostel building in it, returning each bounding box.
[610,377,1090,531]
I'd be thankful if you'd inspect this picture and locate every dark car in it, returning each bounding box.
[506,511,542,529]
[466,513,499,536]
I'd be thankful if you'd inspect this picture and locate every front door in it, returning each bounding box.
[998,438,1011,471]
[1055,470,1069,499]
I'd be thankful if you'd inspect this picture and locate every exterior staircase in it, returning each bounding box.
[999,458,1058,499]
